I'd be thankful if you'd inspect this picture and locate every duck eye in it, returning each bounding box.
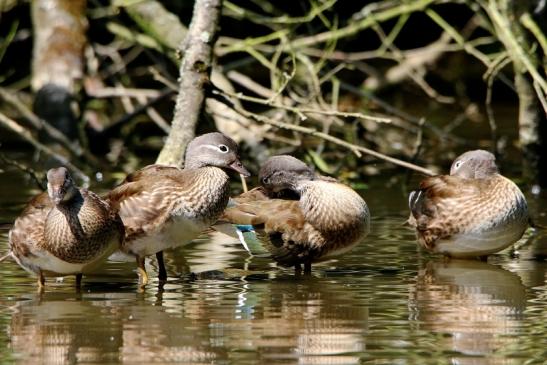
[218,144,229,153]
[262,177,270,184]
[454,161,463,169]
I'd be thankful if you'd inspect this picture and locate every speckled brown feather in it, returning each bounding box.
[230,187,272,204]
[9,192,52,260]
[9,188,124,269]
[222,180,370,266]
[121,164,183,183]
[408,174,527,251]
[107,166,230,251]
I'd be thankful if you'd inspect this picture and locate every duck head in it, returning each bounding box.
[47,167,78,205]
[450,150,499,179]
[259,155,315,193]
[184,132,250,177]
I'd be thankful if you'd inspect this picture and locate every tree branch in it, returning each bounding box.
[211,90,436,176]
[0,111,89,184]
[155,0,223,166]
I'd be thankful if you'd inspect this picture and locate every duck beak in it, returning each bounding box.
[229,159,251,177]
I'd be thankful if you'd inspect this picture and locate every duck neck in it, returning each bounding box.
[174,166,230,222]
[51,190,86,240]
[185,157,207,170]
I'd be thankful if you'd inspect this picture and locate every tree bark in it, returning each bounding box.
[31,0,87,139]
[155,0,223,166]
[494,0,547,187]
[516,73,547,187]
[124,0,266,149]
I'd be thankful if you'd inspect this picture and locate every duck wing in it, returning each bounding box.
[106,168,201,242]
[222,199,323,266]
[408,175,484,248]
[8,192,51,260]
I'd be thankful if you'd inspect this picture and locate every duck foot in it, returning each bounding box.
[136,256,149,287]
[156,251,168,281]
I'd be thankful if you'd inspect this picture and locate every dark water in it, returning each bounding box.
[1,164,547,364]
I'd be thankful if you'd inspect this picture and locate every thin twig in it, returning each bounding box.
[0,111,89,184]
[0,87,91,162]
[212,91,436,176]
[485,1,547,105]
[87,87,162,99]
[339,81,467,145]
[520,12,547,63]
[289,0,436,49]
[214,87,391,123]
[227,70,292,102]
[134,93,171,134]
[224,0,337,25]
[425,9,491,67]
[103,88,174,134]
[0,151,45,190]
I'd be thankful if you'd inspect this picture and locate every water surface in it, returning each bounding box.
[1,165,547,364]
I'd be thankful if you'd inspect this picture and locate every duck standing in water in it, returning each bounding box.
[107,132,250,286]
[408,150,528,258]
[3,167,124,288]
[221,155,370,273]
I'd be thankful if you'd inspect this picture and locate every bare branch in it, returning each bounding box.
[0,111,89,184]
[212,90,436,176]
[156,0,223,166]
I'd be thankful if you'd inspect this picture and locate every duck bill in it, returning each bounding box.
[229,160,251,177]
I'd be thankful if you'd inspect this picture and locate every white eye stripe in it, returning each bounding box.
[200,144,230,153]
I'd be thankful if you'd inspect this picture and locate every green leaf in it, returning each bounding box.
[307,150,334,174]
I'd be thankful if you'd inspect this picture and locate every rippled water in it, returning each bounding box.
[1,165,547,364]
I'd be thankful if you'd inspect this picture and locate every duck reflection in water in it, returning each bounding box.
[182,276,368,365]
[5,276,368,365]
[409,259,526,364]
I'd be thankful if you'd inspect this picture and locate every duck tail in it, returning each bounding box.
[234,225,270,257]
[0,252,12,263]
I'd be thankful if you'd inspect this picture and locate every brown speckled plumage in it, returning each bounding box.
[109,166,231,247]
[7,167,124,285]
[106,132,249,285]
[408,150,528,257]
[222,155,370,271]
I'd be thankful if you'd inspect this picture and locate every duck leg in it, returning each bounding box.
[303,261,312,275]
[156,251,167,281]
[295,263,302,275]
[136,256,149,286]
[75,273,83,288]
[37,271,45,287]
